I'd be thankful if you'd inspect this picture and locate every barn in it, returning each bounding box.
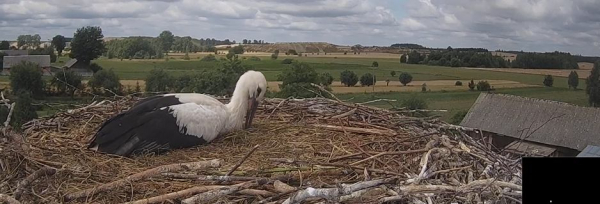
[460,93,600,157]
[2,55,52,76]
[58,58,93,77]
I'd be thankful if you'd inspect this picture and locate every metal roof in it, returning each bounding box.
[3,55,51,68]
[577,145,600,157]
[460,93,600,151]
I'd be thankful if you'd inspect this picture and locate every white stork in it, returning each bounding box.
[88,70,267,156]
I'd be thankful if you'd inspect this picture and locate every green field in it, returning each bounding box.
[15,55,592,121]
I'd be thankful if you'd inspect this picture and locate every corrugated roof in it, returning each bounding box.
[0,50,28,56]
[504,141,556,157]
[577,145,600,157]
[3,55,51,68]
[64,58,77,68]
[460,93,600,151]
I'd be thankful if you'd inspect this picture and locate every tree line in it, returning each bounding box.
[401,49,579,69]
[242,39,267,44]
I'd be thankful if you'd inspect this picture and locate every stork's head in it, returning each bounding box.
[235,70,267,129]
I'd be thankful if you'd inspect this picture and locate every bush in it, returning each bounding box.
[390,71,396,77]
[145,69,173,92]
[88,69,122,95]
[402,95,427,110]
[50,70,82,97]
[286,49,298,55]
[468,79,475,90]
[398,72,413,86]
[183,52,190,60]
[89,62,103,73]
[277,62,326,98]
[400,54,407,63]
[450,58,461,67]
[173,75,193,92]
[201,54,217,62]
[10,90,38,130]
[455,81,463,86]
[450,110,468,125]
[360,73,376,86]
[281,58,294,64]
[319,72,334,86]
[9,61,45,99]
[340,70,358,87]
[421,83,427,92]
[271,53,278,60]
[568,71,579,89]
[248,56,261,61]
[476,80,491,91]
[229,45,244,54]
[372,61,378,67]
[385,79,390,86]
[543,75,554,87]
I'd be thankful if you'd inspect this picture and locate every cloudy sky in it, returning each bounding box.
[1,0,600,55]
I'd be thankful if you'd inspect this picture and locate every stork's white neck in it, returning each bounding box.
[223,86,249,132]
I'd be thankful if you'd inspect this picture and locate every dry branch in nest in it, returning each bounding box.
[0,96,522,204]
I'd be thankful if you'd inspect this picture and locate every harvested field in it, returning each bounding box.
[0,95,522,203]
[268,80,537,93]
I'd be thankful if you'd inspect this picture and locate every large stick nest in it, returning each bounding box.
[0,96,522,204]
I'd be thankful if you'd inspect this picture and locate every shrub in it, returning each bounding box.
[340,70,358,87]
[543,75,554,87]
[319,72,334,86]
[277,62,327,98]
[89,62,103,73]
[568,71,579,89]
[248,56,261,61]
[173,75,193,92]
[476,80,491,91]
[201,54,217,62]
[400,54,407,63]
[286,49,298,55]
[229,45,244,54]
[385,79,390,86]
[421,83,427,92]
[450,58,461,67]
[145,68,173,92]
[344,52,347,55]
[360,73,376,86]
[390,71,396,77]
[372,61,379,67]
[9,61,45,99]
[450,110,468,125]
[88,69,122,95]
[135,81,142,93]
[271,53,278,60]
[402,95,427,110]
[11,90,38,130]
[455,81,463,86]
[50,69,82,97]
[468,79,475,90]
[186,56,249,96]
[398,72,413,86]
[183,52,190,60]
[281,58,294,64]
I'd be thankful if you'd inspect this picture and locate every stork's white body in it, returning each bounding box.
[88,71,267,156]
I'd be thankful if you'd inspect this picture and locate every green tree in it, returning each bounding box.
[400,54,407,63]
[587,61,600,107]
[51,35,66,56]
[135,81,142,93]
[229,45,244,54]
[455,81,463,86]
[543,75,554,87]
[360,73,376,86]
[476,81,491,91]
[88,69,122,95]
[145,69,173,92]
[398,72,413,86]
[271,53,278,60]
[286,49,298,55]
[71,26,105,65]
[407,51,422,64]
[277,62,325,98]
[568,71,579,89]
[173,75,193,92]
[450,58,461,67]
[0,41,9,50]
[11,90,38,129]
[319,72,334,86]
[340,70,358,87]
[372,61,379,67]
[183,51,190,60]
[51,70,82,97]
[89,62,103,73]
[390,71,396,77]
[9,61,45,98]
[401,95,428,117]
[421,83,427,92]
[450,110,468,125]
[281,58,294,64]
[158,30,174,52]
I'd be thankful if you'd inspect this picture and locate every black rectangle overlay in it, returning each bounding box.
[523,157,600,203]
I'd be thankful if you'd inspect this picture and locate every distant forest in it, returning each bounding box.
[390,43,425,49]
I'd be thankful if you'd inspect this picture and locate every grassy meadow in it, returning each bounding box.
[14,53,591,121]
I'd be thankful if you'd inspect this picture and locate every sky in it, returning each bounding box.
[1,0,600,56]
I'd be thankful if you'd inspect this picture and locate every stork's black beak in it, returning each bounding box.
[245,94,259,129]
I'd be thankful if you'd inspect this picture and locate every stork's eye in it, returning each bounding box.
[256,87,262,95]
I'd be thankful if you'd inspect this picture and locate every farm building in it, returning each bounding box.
[460,93,600,157]
[2,55,52,75]
[0,50,29,56]
[56,58,93,77]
